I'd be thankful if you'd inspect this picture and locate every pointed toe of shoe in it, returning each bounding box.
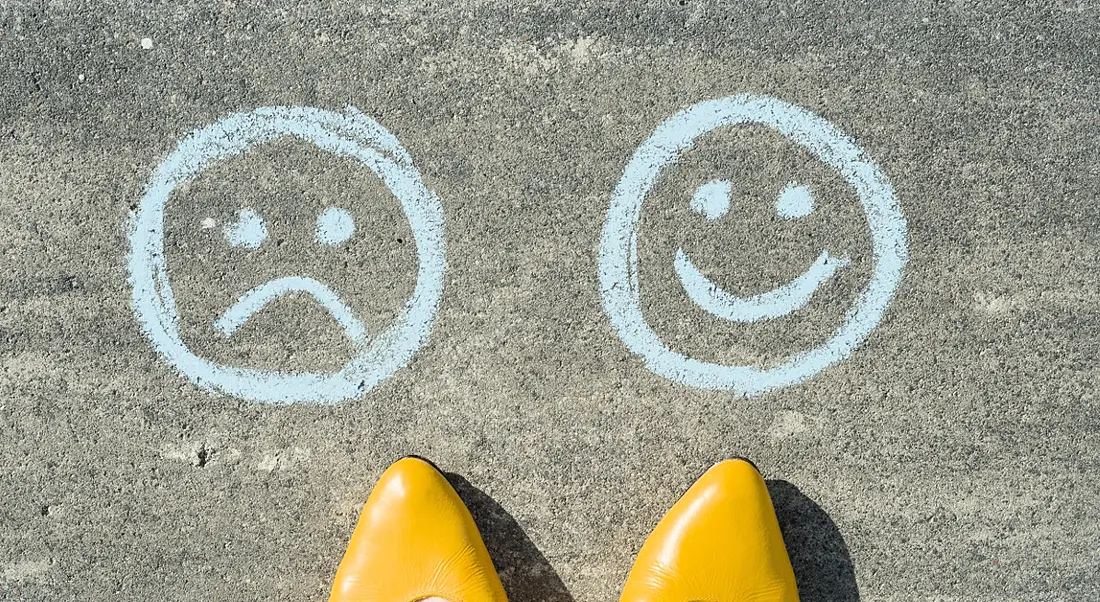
[330,457,508,602]
[621,459,799,602]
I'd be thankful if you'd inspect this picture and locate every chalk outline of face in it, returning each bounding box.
[598,94,908,395]
[127,106,446,404]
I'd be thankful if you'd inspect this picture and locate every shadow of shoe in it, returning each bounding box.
[445,473,575,602]
[767,480,860,602]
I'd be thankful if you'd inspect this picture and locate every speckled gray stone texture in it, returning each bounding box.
[1,1,1098,600]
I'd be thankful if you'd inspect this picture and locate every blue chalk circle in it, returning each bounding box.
[776,183,815,219]
[597,94,908,395]
[315,207,355,245]
[690,179,732,221]
[224,208,268,248]
[127,106,447,404]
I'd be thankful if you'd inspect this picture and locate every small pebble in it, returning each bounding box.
[140,37,153,50]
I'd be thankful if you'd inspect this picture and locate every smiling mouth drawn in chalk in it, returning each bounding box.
[212,206,367,343]
[674,178,850,323]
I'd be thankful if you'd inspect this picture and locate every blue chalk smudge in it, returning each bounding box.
[315,207,355,245]
[223,208,267,249]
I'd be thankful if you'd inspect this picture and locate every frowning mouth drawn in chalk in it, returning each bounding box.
[214,276,368,342]
[127,106,447,405]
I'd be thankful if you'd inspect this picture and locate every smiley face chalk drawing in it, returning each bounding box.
[676,179,852,323]
[127,106,446,404]
[598,94,908,395]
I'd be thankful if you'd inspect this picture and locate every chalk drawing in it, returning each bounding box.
[775,182,814,219]
[598,94,908,395]
[690,179,732,221]
[213,276,367,343]
[681,179,848,322]
[674,249,851,323]
[223,208,267,248]
[128,106,446,404]
[315,206,355,245]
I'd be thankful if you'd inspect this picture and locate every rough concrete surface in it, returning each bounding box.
[1,1,1099,600]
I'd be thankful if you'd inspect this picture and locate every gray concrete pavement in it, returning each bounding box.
[2,1,1099,600]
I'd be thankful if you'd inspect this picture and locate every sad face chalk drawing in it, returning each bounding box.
[598,94,908,395]
[127,106,446,404]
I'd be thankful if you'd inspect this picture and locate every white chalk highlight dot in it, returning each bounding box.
[140,37,153,50]
[690,179,732,221]
[224,209,267,249]
[776,183,815,219]
[315,207,355,245]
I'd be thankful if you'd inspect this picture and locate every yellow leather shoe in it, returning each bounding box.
[621,459,799,602]
[329,457,509,602]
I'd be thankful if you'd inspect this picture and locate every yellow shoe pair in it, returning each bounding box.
[330,457,799,602]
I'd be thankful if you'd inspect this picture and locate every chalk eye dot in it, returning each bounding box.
[690,179,731,221]
[315,207,355,245]
[223,209,267,249]
[776,182,815,219]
